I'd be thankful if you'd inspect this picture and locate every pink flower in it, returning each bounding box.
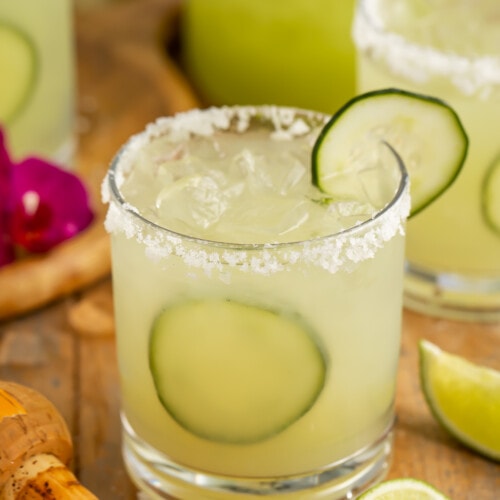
[0,127,94,266]
[0,129,15,267]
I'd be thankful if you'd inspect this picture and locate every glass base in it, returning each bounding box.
[404,262,500,322]
[122,415,393,500]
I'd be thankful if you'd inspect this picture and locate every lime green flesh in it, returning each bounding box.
[419,340,500,461]
[0,22,37,123]
[312,89,468,217]
[149,299,326,444]
[482,154,500,235]
[359,478,450,499]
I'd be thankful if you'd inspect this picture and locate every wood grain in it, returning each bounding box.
[391,311,500,499]
[0,1,498,499]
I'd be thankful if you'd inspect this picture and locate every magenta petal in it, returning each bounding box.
[0,128,13,214]
[9,157,94,253]
[0,128,14,267]
[0,128,12,182]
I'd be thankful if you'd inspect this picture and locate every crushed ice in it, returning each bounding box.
[102,106,410,276]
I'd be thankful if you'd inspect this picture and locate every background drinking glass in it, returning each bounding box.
[180,0,355,114]
[0,0,75,166]
[354,0,500,321]
[103,106,410,499]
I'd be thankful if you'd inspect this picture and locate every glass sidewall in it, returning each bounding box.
[354,0,500,321]
[106,106,409,497]
[0,0,75,165]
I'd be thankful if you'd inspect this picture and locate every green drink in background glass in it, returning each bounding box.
[181,0,356,114]
[0,0,75,164]
[354,0,500,321]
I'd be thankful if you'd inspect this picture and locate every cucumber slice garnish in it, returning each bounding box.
[312,88,468,217]
[0,22,37,123]
[482,154,500,236]
[149,299,326,444]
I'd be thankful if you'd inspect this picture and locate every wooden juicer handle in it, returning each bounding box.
[0,381,98,499]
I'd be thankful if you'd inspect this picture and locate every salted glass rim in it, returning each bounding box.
[353,0,500,95]
[102,106,410,274]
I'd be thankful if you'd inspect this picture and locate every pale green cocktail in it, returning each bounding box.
[354,0,500,320]
[181,0,355,114]
[0,0,74,163]
[103,106,410,498]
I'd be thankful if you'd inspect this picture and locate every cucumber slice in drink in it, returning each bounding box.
[482,154,500,235]
[149,299,326,444]
[312,89,468,217]
[0,22,37,123]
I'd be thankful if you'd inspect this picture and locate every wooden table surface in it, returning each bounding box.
[0,1,499,498]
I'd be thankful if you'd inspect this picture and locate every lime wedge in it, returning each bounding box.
[0,22,37,123]
[359,478,450,499]
[482,153,500,235]
[419,339,500,461]
[312,88,468,217]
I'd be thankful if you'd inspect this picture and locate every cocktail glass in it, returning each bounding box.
[103,106,410,499]
[0,0,75,164]
[181,0,356,114]
[354,0,500,321]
